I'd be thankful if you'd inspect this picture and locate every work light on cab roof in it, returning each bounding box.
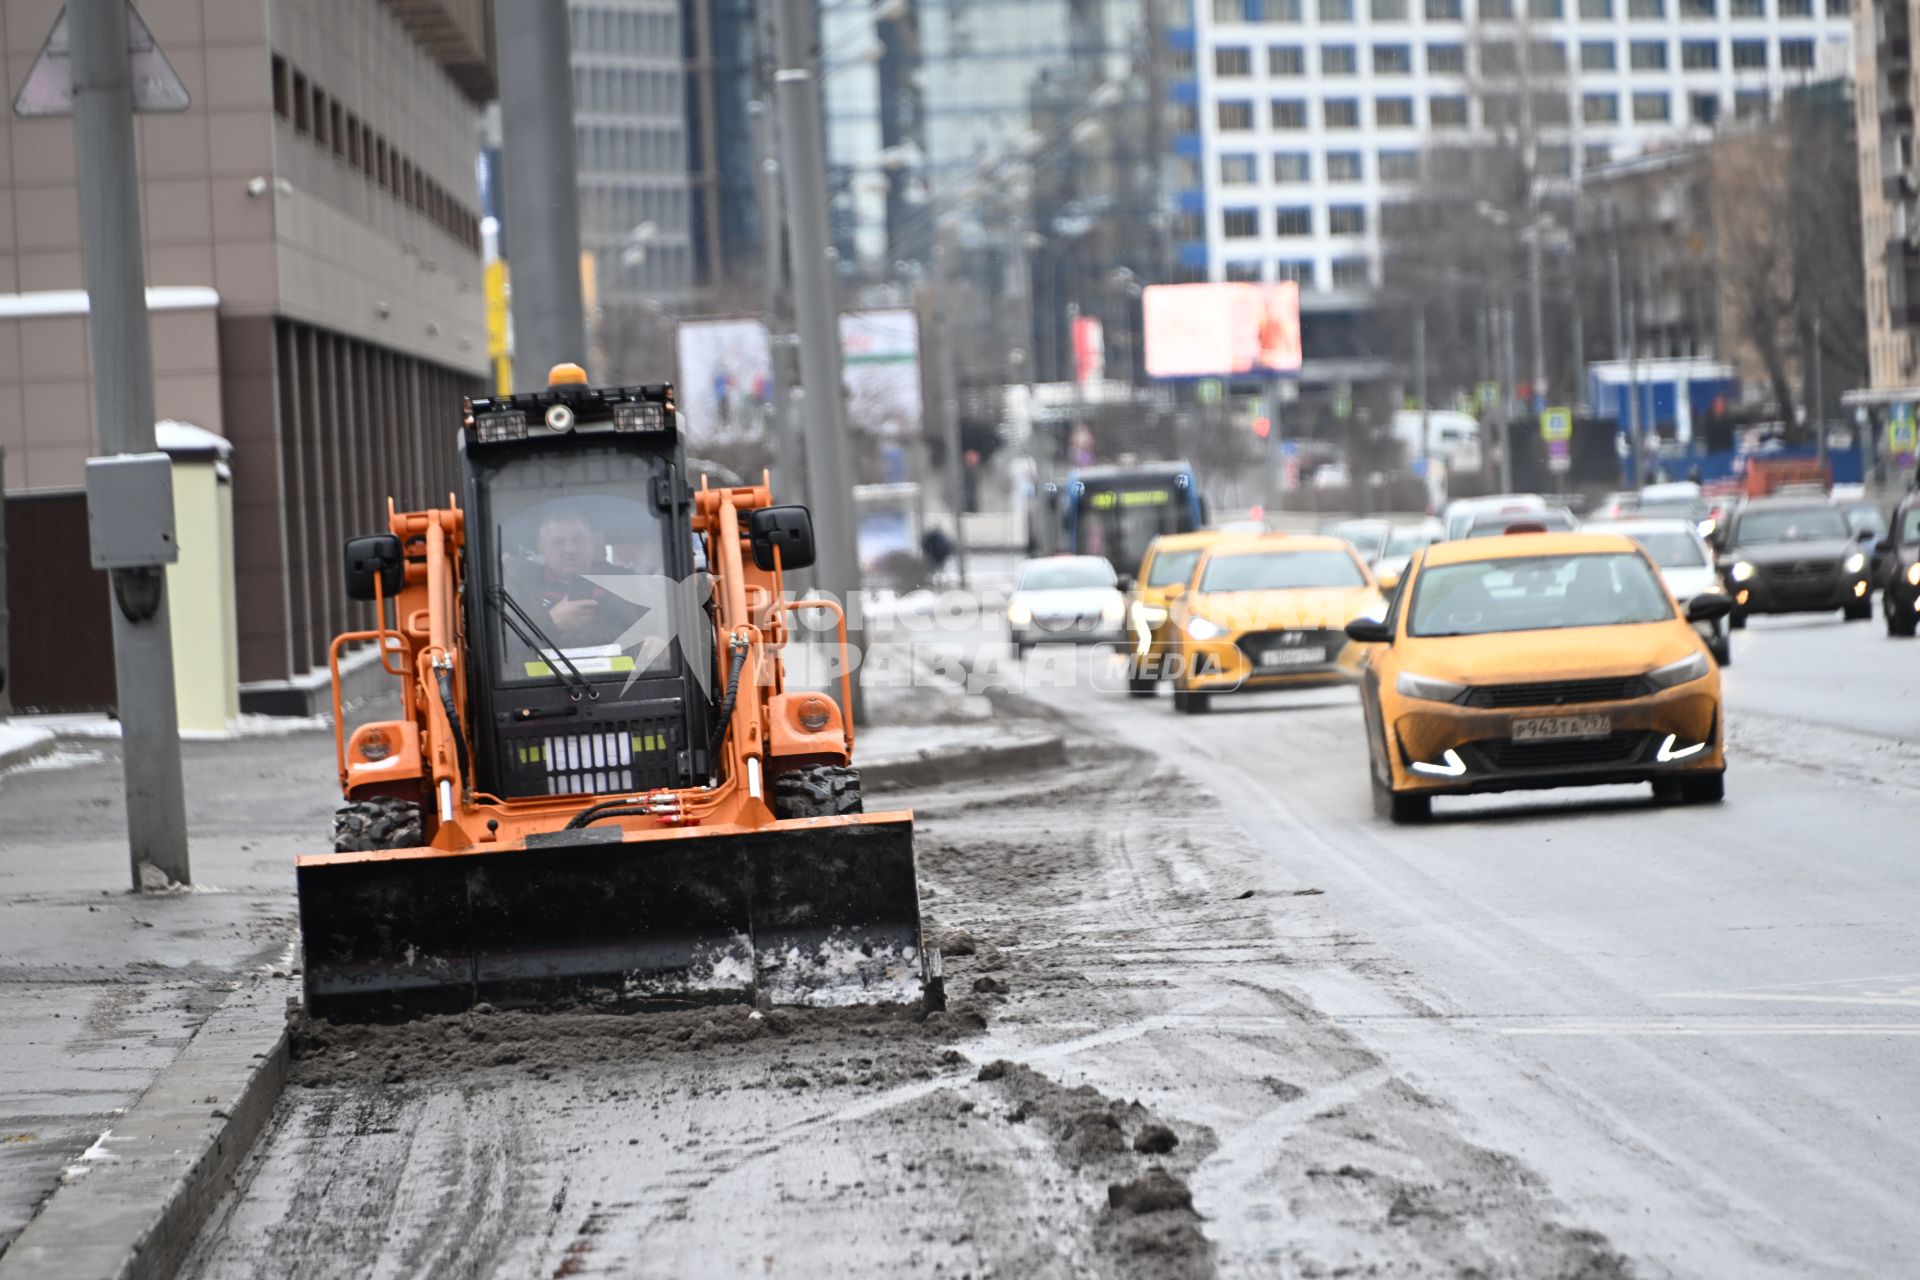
[464,363,677,445]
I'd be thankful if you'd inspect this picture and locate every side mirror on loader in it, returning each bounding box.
[749,506,817,571]
[344,534,404,601]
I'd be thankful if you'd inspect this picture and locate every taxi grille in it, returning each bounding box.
[1461,676,1653,709]
[1236,628,1345,666]
[1481,732,1648,770]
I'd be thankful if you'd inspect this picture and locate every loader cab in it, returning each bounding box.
[460,374,715,800]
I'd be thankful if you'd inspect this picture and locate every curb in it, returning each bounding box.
[0,727,56,773]
[0,975,294,1280]
[862,732,1066,790]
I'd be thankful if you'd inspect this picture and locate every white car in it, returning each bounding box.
[1006,555,1128,654]
[1372,518,1445,588]
[1441,493,1549,541]
[1584,517,1733,665]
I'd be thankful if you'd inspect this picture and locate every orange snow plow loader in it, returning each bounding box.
[299,366,935,1021]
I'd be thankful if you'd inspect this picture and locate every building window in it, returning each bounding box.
[1692,92,1721,125]
[1539,144,1572,177]
[1275,206,1314,236]
[1633,91,1670,121]
[1732,38,1767,67]
[1213,0,1244,20]
[1270,45,1306,75]
[1224,208,1261,238]
[1221,153,1259,184]
[1529,40,1567,72]
[1581,41,1616,71]
[1329,205,1367,234]
[1258,0,1305,19]
[272,54,290,119]
[1628,0,1663,14]
[1682,40,1719,69]
[1319,0,1356,19]
[1225,261,1265,282]
[1734,89,1769,119]
[1325,98,1361,128]
[1425,0,1463,15]
[1528,0,1562,15]
[1583,92,1619,122]
[1430,95,1469,127]
[1731,0,1762,13]
[1379,149,1420,181]
[1274,151,1312,182]
[1376,96,1415,126]
[1215,47,1254,76]
[1323,44,1358,74]
[1331,258,1371,287]
[1428,43,1466,73]
[1681,0,1715,15]
[1275,260,1315,286]
[1777,0,1809,11]
[1173,103,1200,134]
[1171,212,1205,241]
[1827,0,1849,14]
[1479,0,1514,16]
[1372,0,1409,16]
[292,71,310,134]
[1482,41,1518,75]
[1579,0,1612,15]
[1327,150,1364,181]
[1584,143,1612,169]
[1373,44,1413,74]
[1272,99,1310,129]
[1780,38,1815,69]
[1630,41,1668,70]
[1218,100,1256,130]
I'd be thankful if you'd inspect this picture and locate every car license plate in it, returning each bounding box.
[1511,714,1611,742]
[1259,647,1325,667]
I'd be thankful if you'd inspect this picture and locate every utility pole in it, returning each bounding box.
[1527,229,1547,413]
[1500,302,1518,494]
[1813,313,1827,467]
[71,0,189,887]
[931,231,970,586]
[773,0,865,720]
[1415,307,1431,512]
[496,0,586,385]
[1626,298,1645,489]
[748,97,804,508]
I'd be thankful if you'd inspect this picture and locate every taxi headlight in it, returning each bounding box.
[1101,599,1126,624]
[1647,651,1710,690]
[1396,671,1467,703]
[1908,563,1920,587]
[1844,552,1867,574]
[1007,601,1033,626]
[1729,561,1756,583]
[1185,616,1226,641]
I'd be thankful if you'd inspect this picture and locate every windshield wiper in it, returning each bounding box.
[488,586,597,701]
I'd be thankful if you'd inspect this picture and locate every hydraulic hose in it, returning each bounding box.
[436,663,472,787]
[707,636,751,781]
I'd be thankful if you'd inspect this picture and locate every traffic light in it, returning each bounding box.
[1251,416,1271,439]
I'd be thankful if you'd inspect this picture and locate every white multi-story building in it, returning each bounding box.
[1188,0,1853,292]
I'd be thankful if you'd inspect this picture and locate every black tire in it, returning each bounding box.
[1844,599,1873,622]
[1728,609,1747,631]
[1681,773,1726,805]
[1711,634,1732,666]
[1371,770,1430,824]
[1173,688,1211,715]
[773,765,865,819]
[1887,603,1918,637]
[332,797,423,853]
[1127,674,1157,698]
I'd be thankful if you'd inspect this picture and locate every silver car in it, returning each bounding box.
[1584,517,1733,664]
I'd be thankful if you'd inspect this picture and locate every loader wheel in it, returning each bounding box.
[773,765,865,819]
[332,797,423,853]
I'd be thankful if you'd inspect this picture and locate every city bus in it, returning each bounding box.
[1058,461,1206,580]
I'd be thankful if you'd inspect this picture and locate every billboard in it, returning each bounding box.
[676,311,922,445]
[1142,282,1303,380]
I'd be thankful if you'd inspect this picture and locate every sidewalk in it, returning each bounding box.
[0,730,331,1259]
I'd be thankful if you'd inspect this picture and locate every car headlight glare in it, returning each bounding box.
[1908,563,1920,587]
[1647,651,1710,690]
[1844,552,1866,574]
[1396,671,1468,703]
[1007,601,1033,626]
[1185,616,1226,641]
[1729,561,1756,583]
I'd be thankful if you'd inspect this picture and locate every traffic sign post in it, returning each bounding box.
[1541,406,1573,482]
[13,2,189,117]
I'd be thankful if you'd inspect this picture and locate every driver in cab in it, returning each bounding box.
[529,510,648,647]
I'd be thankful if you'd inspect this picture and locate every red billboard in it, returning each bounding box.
[1142,282,1303,380]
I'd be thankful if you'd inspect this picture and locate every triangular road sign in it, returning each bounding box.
[13,2,191,118]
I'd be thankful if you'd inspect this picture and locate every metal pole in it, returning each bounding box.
[1813,313,1827,467]
[1415,308,1431,512]
[749,97,804,508]
[1627,297,1645,489]
[1527,229,1547,412]
[496,0,586,386]
[1500,302,1518,494]
[72,0,189,887]
[774,0,865,720]
[932,234,970,587]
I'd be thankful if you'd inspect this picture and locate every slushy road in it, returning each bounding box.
[1004,607,1920,1277]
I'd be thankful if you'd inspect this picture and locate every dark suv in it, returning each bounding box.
[1716,498,1874,627]
[1878,494,1920,636]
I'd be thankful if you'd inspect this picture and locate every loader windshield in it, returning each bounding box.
[483,449,680,686]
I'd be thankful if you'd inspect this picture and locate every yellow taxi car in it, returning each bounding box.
[1126,530,1226,696]
[1344,530,1731,823]
[1166,533,1386,714]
